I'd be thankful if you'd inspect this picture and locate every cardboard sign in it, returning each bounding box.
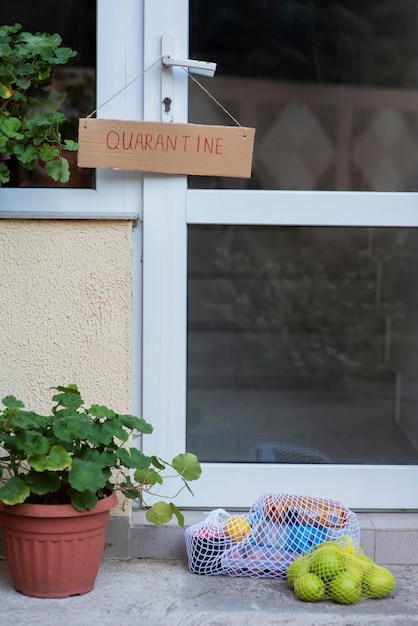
[78,118,255,178]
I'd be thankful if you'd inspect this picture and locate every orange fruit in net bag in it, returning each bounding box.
[316,504,349,529]
[224,515,251,542]
[265,494,300,523]
[264,494,349,529]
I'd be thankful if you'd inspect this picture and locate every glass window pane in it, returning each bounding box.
[189,1,418,191]
[0,1,95,188]
[187,225,418,464]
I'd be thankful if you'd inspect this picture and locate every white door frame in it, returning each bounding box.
[141,0,418,510]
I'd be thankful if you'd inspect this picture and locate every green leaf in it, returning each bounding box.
[1,435,18,454]
[0,133,8,151]
[25,109,65,131]
[15,430,49,456]
[0,162,10,184]
[1,395,25,410]
[171,453,202,481]
[89,421,114,446]
[53,47,77,65]
[18,31,62,51]
[37,67,52,81]
[103,418,130,442]
[29,445,72,471]
[145,501,176,526]
[51,385,83,411]
[0,83,12,98]
[63,139,79,151]
[15,77,30,90]
[25,470,60,495]
[119,414,154,434]
[96,450,117,469]
[0,24,21,38]
[170,504,185,528]
[52,415,92,443]
[133,467,162,486]
[0,476,30,505]
[68,458,107,493]
[45,157,70,183]
[1,116,24,139]
[88,404,116,419]
[39,143,60,162]
[151,456,166,470]
[68,488,98,511]
[12,410,47,429]
[117,447,152,470]
[12,143,38,167]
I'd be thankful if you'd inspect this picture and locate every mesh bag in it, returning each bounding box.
[287,536,396,604]
[185,493,360,579]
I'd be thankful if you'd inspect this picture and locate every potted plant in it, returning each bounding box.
[0,23,79,185]
[0,384,202,598]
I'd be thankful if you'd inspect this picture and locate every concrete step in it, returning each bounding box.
[0,559,416,625]
[105,510,418,566]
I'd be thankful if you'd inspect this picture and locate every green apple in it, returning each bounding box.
[287,557,310,588]
[344,558,364,585]
[294,573,326,602]
[364,565,396,599]
[309,544,346,581]
[330,571,363,604]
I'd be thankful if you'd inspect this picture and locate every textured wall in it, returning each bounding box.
[0,220,134,514]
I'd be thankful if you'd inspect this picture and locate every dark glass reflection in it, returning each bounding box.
[0,1,95,188]
[189,1,418,191]
[187,225,418,464]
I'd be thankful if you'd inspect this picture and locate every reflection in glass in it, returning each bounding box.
[187,225,418,464]
[0,1,95,188]
[189,1,418,191]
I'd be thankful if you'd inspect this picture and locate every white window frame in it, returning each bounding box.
[0,0,143,220]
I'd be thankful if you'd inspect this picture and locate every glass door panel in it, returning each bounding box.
[187,225,418,465]
[189,0,418,192]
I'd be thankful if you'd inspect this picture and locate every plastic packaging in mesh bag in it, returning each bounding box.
[185,493,360,579]
[287,536,396,604]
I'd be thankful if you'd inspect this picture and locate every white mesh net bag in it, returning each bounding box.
[185,493,360,579]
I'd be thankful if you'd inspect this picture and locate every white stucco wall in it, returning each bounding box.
[0,219,134,514]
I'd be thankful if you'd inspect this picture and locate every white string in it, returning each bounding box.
[87,55,246,133]
[183,67,243,128]
[87,57,162,118]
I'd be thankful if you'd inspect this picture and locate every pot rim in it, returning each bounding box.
[0,490,117,518]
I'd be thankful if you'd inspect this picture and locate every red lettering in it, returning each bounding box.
[203,137,214,153]
[182,135,190,151]
[106,130,119,150]
[154,134,164,151]
[134,133,144,149]
[215,137,223,154]
[166,135,177,151]
[145,133,154,150]
[122,132,134,150]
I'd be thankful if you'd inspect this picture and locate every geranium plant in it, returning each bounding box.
[0,384,202,526]
[0,23,79,185]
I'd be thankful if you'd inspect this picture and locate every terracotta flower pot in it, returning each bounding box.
[0,491,117,598]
